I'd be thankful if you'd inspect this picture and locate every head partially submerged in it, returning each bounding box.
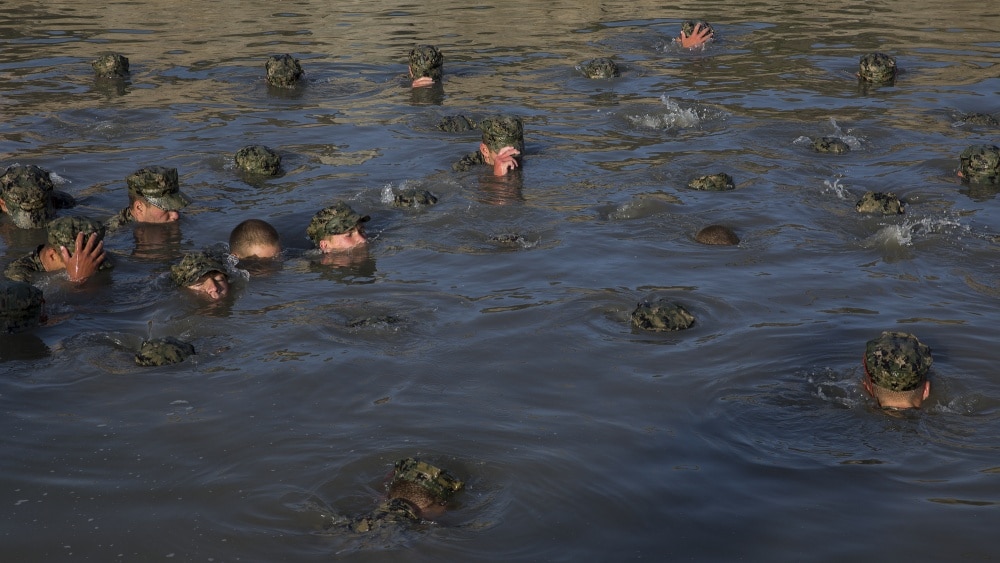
[958,145,1000,185]
[171,252,230,300]
[0,280,44,334]
[408,45,443,87]
[387,458,464,517]
[862,331,933,409]
[858,52,897,84]
[229,219,281,260]
[126,166,190,223]
[0,164,56,229]
[306,201,370,252]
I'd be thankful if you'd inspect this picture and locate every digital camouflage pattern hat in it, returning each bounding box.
[858,52,897,84]
[126,166,190,211]
[234,145,282,176]
[47,216,105,251]
[687,173,735,191]
[0,164,56,229]
[408,45,443,82]
[856,191,904,215]
[631,299,695,332]
[959,145,1000,184]
[135,336,196,366]
[864,331,932,392]
[0,280,44,334]
[170,252,229,287]
[813,137,851,154]
[306,201,370,243]
[265,54,303,87]
[479,115,525,153]
[580,57,620,79]
[681,20,715,38]
[393,188,438,207]
[390,458,465,503]
[92,53,130,78]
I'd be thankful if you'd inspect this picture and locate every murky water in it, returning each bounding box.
[2,1,999,560]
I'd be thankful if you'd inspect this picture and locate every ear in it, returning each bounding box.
[479,142,491,159]
[922,380,931,400]
[132,199,145,214]
[0,197,7,214]
[41,246,65,270]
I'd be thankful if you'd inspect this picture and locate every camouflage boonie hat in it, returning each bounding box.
[135,337,196,366]
[961,113,999,127]
[813,137,851,154]
[858,52,897,84]
[126,166,190,211]
[0,280,44,334]
[92,53,130,78]
[688,173,735,191]
[480,115,525,153]
[580,58,620,79]
[393,188,438,207]
[306,201,370,243]
[390,458,464,503]
[234,145,282,175]
[1,165,56,229]
[47,216,105,250]
[170,252,228,287]
[437,115,478,133]
[856,191,904,215]
[959,145,1000,184]
[631,300,696,332]
[681,20,715,38]
[408,45,443,82]
[864,331,932,392]
[265,54,303,87]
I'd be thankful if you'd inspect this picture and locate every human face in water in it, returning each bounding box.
[187,271,229,300]
[318,225,367,252]
[133,199,179,223]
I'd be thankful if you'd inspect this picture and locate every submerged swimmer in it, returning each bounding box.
[675,20,715,49]
[170,252,230,301]
[408,44,443,88]
[453,115,524,177]
[862,331,932,410]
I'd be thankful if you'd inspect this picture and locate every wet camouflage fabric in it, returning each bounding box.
[170,252,228,287]
[126,166,190,211]
[135,337,196,366]
[390,458,465,503]
[0,280,43,333]
[103,207,134,232]
[452,151,487,172]
[408,45,443,82]
[265,54,303,87]
[0,164,56,229]
[681,20,715,39]
[687,173,735,191]
[812,137,851,154]
[480,115,525,153]
[695,225,739,245]
[864,331,932,392]
[346,314,402,328]
[959,145,1000,184]
[856,191,904,215]
[92,53,130,78]
[306,201,370,243]
[960,113,999,127]
[580,58,620,79]
[234,145,282,175]
[346,498,422,534]
[47,216,106,250]
[438,115,478,133]
[392,189,438,207]
[3,247,45,283]
[858,52,897,84]
[631,300,696,332]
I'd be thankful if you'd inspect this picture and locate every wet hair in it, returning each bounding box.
[229,219,280,259]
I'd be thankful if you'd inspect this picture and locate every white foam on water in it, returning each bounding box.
[822,177,853,200]
[625,96,705,130]
[868,216,967,247]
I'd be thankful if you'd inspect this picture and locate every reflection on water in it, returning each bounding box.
[2,0,1000,560]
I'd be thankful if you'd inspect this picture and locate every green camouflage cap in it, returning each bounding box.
[393,188,438,207]
[858,52,897,84]
[437,114,478,133]
[170,252,229,287]
[234,145,282,175]
[126,166,190,211]
[687,173,735,191]
[856,191,904,215]
[631,299,695,332]
[390,458,464,503]
[306,201,370,243]
[959,145,1000,184]
[46,216,105,251]
[813,137,851,154]
[265,54,303,87]
[681,20,715,38]
[864,331,932,392]
[1,165,56,229]
[408,45,443,82]
[0,280,44,334]
[961,113,999,127]
[92,53,130,78]
[135,337,196,366]
[479,115,525,153]
[580,57,620,79]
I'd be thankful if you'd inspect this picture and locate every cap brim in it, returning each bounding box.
[145,191,191,212]
[7,207,53,229]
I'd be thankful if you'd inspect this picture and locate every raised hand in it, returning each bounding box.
[61,231,106,283]
[678,23,713,49]
[492,146,521,177]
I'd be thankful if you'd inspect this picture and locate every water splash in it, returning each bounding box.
[625,96,708,130]
[822,177,853,200]
[867,216,966,247]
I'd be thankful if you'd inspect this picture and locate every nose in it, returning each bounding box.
[167,210,180,222]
